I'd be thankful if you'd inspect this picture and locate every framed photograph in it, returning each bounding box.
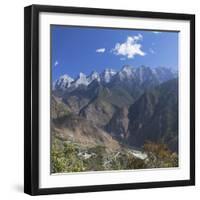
[24,4,195,195]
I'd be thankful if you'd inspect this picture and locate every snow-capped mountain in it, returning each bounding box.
[134,65,156,84]
[53,65,177,91]
[100,68,116,83]
[117,65,136,81]
[151,67,177,83]
[70,71,101,88]
[71,72,89,88]
[115,65,176,85]
[87,71,100,83]
[53,74,74,90]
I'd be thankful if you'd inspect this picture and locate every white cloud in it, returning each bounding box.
[96,48,106,53]
[112,34,145,59]
[54,60,59,67]
[149,48,155,54]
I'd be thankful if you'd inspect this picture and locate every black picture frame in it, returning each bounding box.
[24,4,195,196]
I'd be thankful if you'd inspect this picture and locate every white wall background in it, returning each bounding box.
[0,0,199,199]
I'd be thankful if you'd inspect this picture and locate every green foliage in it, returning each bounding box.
[51,143,66,173]
[51,139,178,173]
[51,141,85,173]
[83,146,106,171]
[143,141,178,168]
[126,154,146,169]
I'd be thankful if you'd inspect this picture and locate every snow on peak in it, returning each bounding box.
[53,66,176,91]
[61,74,74,82]
[118,65,135,80]
[87,71,100,83]
[54,74,74,90]
[72,72,89,87]
[152,67,177,83]
[101,68,116,83]
[122,65,135,74]
[79,72,87,78]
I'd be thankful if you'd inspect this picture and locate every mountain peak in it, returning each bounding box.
[101,68,116,83]
[118,65,135,80]
[53,66,177,91]
[122,65,133,70]
[72,72,89,87]
[90,71,99,77]
[87,71,100,83]
[122,65,135,74]
[60,74,72,79]
[54,74,74,90]
[78,72,87,78]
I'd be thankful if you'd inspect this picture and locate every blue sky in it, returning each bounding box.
[51,25,178,81]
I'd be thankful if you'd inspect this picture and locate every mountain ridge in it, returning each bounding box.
[53,65,177,91]
[52,65,178,153]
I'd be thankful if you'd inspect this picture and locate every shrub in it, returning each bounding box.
[143,141,178,168]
